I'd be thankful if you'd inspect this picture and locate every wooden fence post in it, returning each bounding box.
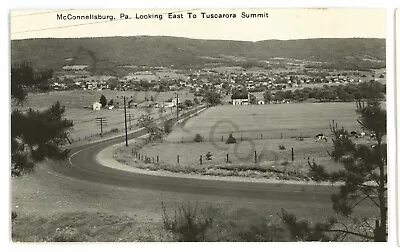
[281,133,283,139]
[177,155,180,164]
[157,156,159,163]
[200,155,203,165]
[226,153,229,163]
[254,150,257,163]
[261,133,263,139]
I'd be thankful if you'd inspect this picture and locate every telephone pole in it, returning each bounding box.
[124,96,128,146]
[95,117,106,137]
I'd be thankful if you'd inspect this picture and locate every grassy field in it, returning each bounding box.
[65,107,177,141]
[117,103,379,180]
[16,90,195,110]
[166,103,361,141]
[12,90,197,141]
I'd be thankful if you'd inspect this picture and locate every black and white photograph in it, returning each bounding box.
[9,8,389,243]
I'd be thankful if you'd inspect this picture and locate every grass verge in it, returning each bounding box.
[114,145,313,181]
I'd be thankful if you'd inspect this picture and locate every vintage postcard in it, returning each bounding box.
[10,8,387,243]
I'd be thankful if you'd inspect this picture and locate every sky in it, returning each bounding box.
[10,8,386,41]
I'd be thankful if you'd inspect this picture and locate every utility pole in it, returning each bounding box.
[95,117,107,137]
[124,96,128,146]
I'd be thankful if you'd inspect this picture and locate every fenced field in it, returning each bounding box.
[165,102,361,142]
[118,102,379,180]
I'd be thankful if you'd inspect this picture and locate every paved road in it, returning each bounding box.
[46,107,375,213]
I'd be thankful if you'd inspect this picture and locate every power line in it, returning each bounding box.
[12,9,200,35]
[12,9,74,18]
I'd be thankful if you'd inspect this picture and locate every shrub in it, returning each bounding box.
[194,133,204,142]
[225,133,237,144]
[164,120,173,134]
[110,128,118,133]
[279,144,286,150]
[281,159,289,166]
[162,202,213,242]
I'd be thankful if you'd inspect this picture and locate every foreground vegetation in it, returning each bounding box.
[12,202,374,242]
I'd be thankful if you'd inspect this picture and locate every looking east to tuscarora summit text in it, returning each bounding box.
[135,11,269,20]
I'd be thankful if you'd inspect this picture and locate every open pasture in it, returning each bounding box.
[17,90,195,110]
[166,103,361,142]
[65,107,175,141]
[134,103,375,177]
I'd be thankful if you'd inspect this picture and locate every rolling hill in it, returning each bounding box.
[11,36,386,72]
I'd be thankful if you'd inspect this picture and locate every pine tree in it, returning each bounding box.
[282,97,387,241]
[100,95,107,107]
[11,63,73,176]
[11,62,53,105]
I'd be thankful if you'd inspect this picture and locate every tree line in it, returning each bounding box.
[264,81,385,103]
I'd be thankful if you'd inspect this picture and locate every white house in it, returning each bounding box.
[231,93,249,105]
[92,102,101,111]
[163,102,175,108]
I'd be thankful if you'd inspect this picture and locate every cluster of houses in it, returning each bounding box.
[91,97,180,111]
[51,64,381,99]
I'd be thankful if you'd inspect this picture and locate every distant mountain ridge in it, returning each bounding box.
[11,36,386,71]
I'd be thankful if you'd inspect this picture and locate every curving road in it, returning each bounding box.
[46,107,375,214]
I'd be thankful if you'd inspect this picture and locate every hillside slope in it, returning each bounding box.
[11,36,386,71]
